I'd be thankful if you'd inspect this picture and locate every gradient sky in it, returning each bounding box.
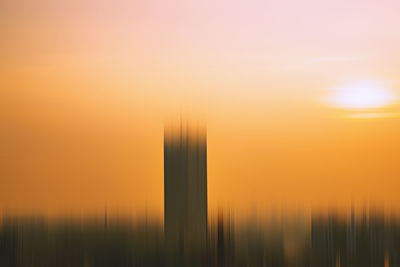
[1,0,400,217]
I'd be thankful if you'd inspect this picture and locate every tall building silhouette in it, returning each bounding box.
[164,120,207,254]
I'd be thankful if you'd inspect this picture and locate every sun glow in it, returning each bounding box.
[329,81,395,109]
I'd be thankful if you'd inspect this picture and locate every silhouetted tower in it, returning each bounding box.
[164,120,208,253]
[218,209,225,266]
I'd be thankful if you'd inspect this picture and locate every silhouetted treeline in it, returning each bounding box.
[1,211,400,266]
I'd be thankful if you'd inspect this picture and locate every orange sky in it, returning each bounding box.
[1,0,400,218]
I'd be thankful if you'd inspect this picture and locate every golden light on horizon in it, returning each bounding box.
[345,112,399,119]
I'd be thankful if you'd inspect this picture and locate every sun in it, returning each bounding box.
[329,80,395,109]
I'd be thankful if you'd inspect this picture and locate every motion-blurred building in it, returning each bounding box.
[164,120,208,257]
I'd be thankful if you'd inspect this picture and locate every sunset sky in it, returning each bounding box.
[1,0,400,218]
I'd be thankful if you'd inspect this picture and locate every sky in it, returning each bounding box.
[1,0,400,218]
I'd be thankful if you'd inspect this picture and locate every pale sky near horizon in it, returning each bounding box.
[1,0,400,217]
